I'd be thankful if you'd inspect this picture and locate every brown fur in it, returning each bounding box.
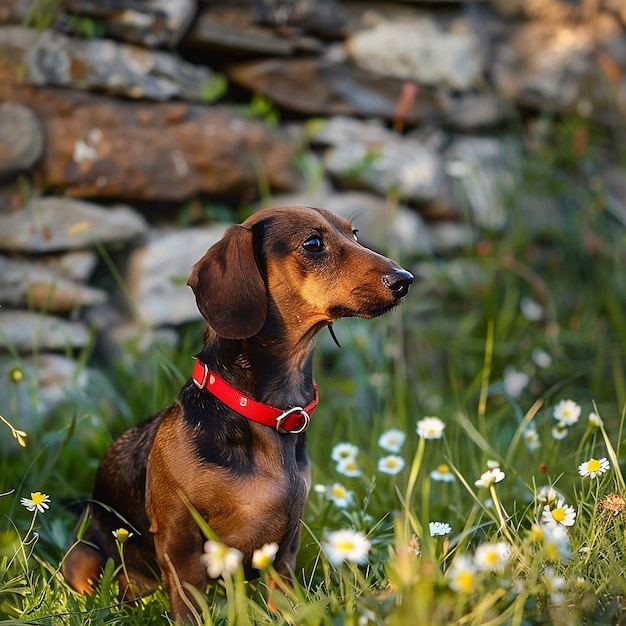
[61,206,413,623]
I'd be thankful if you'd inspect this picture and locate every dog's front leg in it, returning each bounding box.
[151,515,207,624]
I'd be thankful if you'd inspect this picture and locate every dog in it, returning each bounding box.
[61,205,413,623]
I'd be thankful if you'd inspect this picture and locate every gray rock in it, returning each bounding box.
[0,25,216,101]
[492,16,624,115]
[0,102,44,178]
[346,11,486,91]
[0,197,147,253]
[445,137,521,231]
[226,55,435,124]
[0,353,90,446]
[126,225,229,327]
[0,255,107,313]
[3,87,304,202]
[311,116,444,204]
[63,0,197,47]
[0,310,90,352]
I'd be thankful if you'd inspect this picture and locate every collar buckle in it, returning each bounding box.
[192,360,209,389]
[275,407,310,434]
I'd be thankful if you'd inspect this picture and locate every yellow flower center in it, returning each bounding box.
[386,458,399,468]
[552,507,566,522]
[437,464,450,473]
[331,485,346,498]
[485,551,499,565]
[337,540,355,553]
[31,492,45,506]
[456,571,474,593]
[587,459,601,472]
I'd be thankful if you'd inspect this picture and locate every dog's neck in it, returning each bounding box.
[198,324,319,410]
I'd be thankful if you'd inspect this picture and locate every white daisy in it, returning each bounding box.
[377,429,406,453]
[551,424,569,440]
[112,528,134,544]
[336,457,362,477]
[252,542,279,570]
[429,521,452,536]
[578,457,610,479]
[523,427,541,451]
[588,412,603,428]
[430,463,455,482]
[327,483,354,508]
[541,499,576,529]
[553,399,581,426]
[474,467,505,488]
[503,367,529,399]
[416,416,445,440]
[331,442,359,463]
[322,529,371,566]
[377,455,405,475]
[474,541,511,572]
[201,540,243,578]
[446,554,476,593]
[20,492,50,514]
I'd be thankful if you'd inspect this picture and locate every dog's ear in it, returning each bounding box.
[187,225,267,339]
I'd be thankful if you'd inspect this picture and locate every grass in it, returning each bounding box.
[1,114,626,625]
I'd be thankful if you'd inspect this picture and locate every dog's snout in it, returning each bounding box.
[383,269,414,299]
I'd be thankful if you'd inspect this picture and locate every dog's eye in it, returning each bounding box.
[352,229,359,242]
[302,236,324,253]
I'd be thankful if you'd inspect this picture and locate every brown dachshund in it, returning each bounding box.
[61,205,413,623]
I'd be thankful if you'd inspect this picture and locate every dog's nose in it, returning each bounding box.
[383,268,414,298]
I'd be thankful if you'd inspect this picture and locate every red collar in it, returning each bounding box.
[192,359,318,434]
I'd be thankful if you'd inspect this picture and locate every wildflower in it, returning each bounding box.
[430,463,455,482]
[474,541,511,572]
[327,483,354,508]
[336,457,362,477]
[541,499,576,529]
[532,348,552,368]
[416,416,445,440]
[322,529,371,566]
[331,442,359,463]
[201,540,243,578]
[474,467,505,488]
[252,542,279,570]
[377,455,405,475]
[521,297,544,321]
[536,485,565,504]
[542,524,571,561]
[112,528,133,544]
[523,427,541,451]
[588,411,603,428]
[551,424,569,440]
[553,399,581,426]
[313,484,327,494]
[20,492,50,513]
[503,367,529,399]
[529,523,544,542]
[378,429,406,453]
[598,493,626,516]
[429,521,452,536]
[543,566,565,604]
[578,457,610,479]
[446,554,477,593]
[9,366,24,382]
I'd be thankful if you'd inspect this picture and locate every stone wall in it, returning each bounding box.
[1,0,626,425]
